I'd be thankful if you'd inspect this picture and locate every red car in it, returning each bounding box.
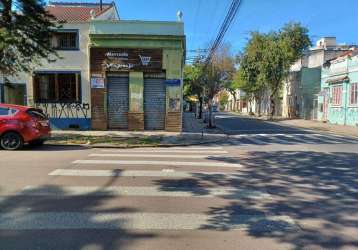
[0,104,51,150]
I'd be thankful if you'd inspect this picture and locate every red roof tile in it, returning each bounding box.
[46,4,113,22]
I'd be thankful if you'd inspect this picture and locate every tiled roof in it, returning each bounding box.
[46,4,113,22]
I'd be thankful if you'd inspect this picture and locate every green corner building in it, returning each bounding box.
[89,20,186,131]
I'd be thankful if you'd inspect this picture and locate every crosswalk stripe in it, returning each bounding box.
[101,149,228,154]
[89,154,225,159]
[116,147,224,150]
[49,169,240,178]
[23,186,270,199]
[283,134,309,143]
[268,136,291,144]
[0,212,298,231]
[241,137,267,145]
[72,160,242,168]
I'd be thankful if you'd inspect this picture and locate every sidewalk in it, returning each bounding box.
[229,112,358,138]
[182,112,223,134]
[276,119,358,138]
[48,112,226,147]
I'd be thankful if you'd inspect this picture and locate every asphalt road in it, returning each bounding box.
[1,120,358,250]
[214,112,313,135]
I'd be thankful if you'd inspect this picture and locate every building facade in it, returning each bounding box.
[318,51,358,126]
[89,20,185,131]
[282,37,357,120]
[21,1,185,131]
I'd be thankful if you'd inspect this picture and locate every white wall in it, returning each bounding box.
[27,23,91,118]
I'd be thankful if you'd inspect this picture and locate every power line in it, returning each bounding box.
[204,0,242,66]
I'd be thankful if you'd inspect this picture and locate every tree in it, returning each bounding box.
[183,63,205,118]
[238,33,267,115]
[224,77,239,111]
[204,44,235,127]
[0,0,61,75]
[219,91,229,111]
[260,23,311,118]
[237,23,311,118]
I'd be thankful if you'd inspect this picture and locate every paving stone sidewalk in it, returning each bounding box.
[49,112,226,147]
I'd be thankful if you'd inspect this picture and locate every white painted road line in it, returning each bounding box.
[112,146,224,150]
[101,149,229,154]
[23,186,271,199]
[0,212,298,231]
[89,154,226,159]
[267,136,290,144]
[283,134,308,143]
[242,137,267,145]
[49,169,240,178]
[72,160,242,168]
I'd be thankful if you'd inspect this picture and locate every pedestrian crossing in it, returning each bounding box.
[230,133,358,145]
[0,145,299,234]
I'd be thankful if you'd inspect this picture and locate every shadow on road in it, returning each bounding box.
[0,175,156,249]
[154,150,358,250]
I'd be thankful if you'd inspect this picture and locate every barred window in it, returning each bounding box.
[350,83,358,105]
[34,73,81,103]
[52,31,78,50]
[331,85,342,106]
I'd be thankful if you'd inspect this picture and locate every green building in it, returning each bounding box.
[89,19,186,131]
[318,51,358,126]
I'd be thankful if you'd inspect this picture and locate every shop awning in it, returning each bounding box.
[326,75,349,84]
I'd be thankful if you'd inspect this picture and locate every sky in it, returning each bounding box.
[116,0,358,60]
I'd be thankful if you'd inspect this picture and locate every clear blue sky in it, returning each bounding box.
[117,0,358,58]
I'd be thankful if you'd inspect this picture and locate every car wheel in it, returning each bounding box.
[0,132,24,150]
[29,139,45,147]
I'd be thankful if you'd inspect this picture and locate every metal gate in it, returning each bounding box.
[107,74,129,129]
[144,72,166,130]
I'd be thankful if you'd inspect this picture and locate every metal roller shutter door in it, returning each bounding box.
[144,74,166,130]
[107,75,129,129]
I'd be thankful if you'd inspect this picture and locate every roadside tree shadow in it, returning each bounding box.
[0,184,156,250]
[203,151,358,249]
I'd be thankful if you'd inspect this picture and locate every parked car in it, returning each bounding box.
[0,104,50,150]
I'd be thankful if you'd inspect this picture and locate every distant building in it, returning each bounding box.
[282,37,358,120]
[318,50,358,126]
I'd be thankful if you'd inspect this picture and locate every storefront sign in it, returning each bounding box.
[90,48,162,72]
[165,79,181,86]
[91,77,105,88]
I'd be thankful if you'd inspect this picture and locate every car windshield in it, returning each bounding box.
[26,109,47,120]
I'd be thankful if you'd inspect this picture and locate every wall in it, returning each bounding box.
[318,55,358,126]
[89,27,185,131]
[299,67,321,119]
[27,23,91,129]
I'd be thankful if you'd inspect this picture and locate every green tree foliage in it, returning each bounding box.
[183,63,205,118]
[204,44,235,127]
[0,0,61,75]
[219,91,229,110]
[238,23,311,118]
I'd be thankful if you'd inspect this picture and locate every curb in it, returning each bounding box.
[224,112,358,139]
[45,136,227,149]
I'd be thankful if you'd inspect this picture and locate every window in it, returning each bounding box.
[0,108,16,116]
[0,107,10,116]
[27,109,47,120]
[52,30,79,50]
[350,83,358,105]
[331,85,342,106]
[34,73,81,103]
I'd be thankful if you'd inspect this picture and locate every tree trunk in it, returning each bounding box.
[198,97,203,119]
[270,94,275,119]
[208,99,214,128]
[269,87,279,119]
[233,95,237,112]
